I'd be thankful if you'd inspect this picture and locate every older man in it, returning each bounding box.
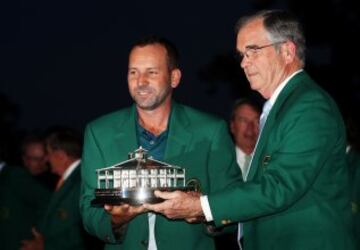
[146,10,355,250]
[21,128,102,250]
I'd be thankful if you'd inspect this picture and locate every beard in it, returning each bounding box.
[130,84,172,111]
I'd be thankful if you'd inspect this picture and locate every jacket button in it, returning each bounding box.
[140,239,148,247]
[221,219,232,225]
[262,155,271,166]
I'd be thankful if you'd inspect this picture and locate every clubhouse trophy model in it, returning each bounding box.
[91,147,198,206]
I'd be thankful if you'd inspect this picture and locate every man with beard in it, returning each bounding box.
[80,35,240,250]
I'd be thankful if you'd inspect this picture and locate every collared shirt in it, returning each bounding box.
[235,146,252,179]
[137,124,168,162]
[62,159,81,181]
[137,121,169,250]
[266,69,303,110]
[200,69,304,222]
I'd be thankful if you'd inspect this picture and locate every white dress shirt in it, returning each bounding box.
[235,146,252,180]
[62,159,81,181]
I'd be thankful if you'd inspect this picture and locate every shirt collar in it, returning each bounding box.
[62,159,80,181]
[268,69,303,107]
[235,146,248,157]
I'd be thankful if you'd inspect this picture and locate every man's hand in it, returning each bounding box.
[104,203,147,226]
[20,228,44,250]
[144,190,204,222]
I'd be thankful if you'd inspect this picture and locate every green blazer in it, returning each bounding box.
[80,102,241,250]
[38,165,101,250]
[346,148,360,249]
[0,165,50,250]
[209,72,354,250]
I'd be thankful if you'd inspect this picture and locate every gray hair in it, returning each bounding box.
[235,10,306,67]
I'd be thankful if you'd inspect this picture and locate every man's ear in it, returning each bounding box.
[170,69,181,88]
[281,41,296,64]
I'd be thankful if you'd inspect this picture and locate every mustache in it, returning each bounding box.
[134,86,155,93]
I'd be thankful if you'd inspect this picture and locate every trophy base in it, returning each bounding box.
[91,187,194,206]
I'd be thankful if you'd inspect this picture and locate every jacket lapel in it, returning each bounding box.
[112,105,138,163]
[109,103,193,164]
[40,166,80,229]
[247,71,307,181]
[164,102,192,166]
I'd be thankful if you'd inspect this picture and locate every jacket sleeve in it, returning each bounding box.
[205,120,243,232]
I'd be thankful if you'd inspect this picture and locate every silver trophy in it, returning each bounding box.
[91,147,199,206]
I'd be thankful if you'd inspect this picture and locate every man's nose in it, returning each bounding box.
[246,122,259,134]
[138,73,149,86]
[241,56,251,69]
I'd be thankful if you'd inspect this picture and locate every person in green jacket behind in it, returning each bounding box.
[0,160,50,250]
[21,128,103,250]
[145,10,355,250]
[345,115,360,249]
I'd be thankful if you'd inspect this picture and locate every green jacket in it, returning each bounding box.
[0,165,50,250]
[80,102,241,250]
[346,148,360,249]
[209,72,354,250]
[39,165,100,250]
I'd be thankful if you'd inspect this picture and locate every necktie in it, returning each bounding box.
[243,101,271,182]
[259,100,272,132]
[148,213,157,250]
[242,154,252,180]
[238,100,272,248]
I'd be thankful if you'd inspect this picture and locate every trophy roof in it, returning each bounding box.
[95,147,182,173]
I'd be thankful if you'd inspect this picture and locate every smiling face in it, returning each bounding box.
[230,104,260,154]
[127,44,180,111]
[236,18,289,99]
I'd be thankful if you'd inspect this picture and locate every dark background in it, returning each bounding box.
[1,0,359,164]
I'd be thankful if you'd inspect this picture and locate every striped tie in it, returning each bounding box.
[238,100,272,249]
[259,100,272,132]
[242,154,252,180]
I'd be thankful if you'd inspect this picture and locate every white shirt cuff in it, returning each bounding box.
[200,195,214,222]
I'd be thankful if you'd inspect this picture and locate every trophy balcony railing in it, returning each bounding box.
[96,168,186,189]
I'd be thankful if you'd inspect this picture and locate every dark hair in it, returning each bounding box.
[230,97,262,121]
[235,10,306,66]
[46,128,83,159]
[131,35,180,70]
[21,134,45,155]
